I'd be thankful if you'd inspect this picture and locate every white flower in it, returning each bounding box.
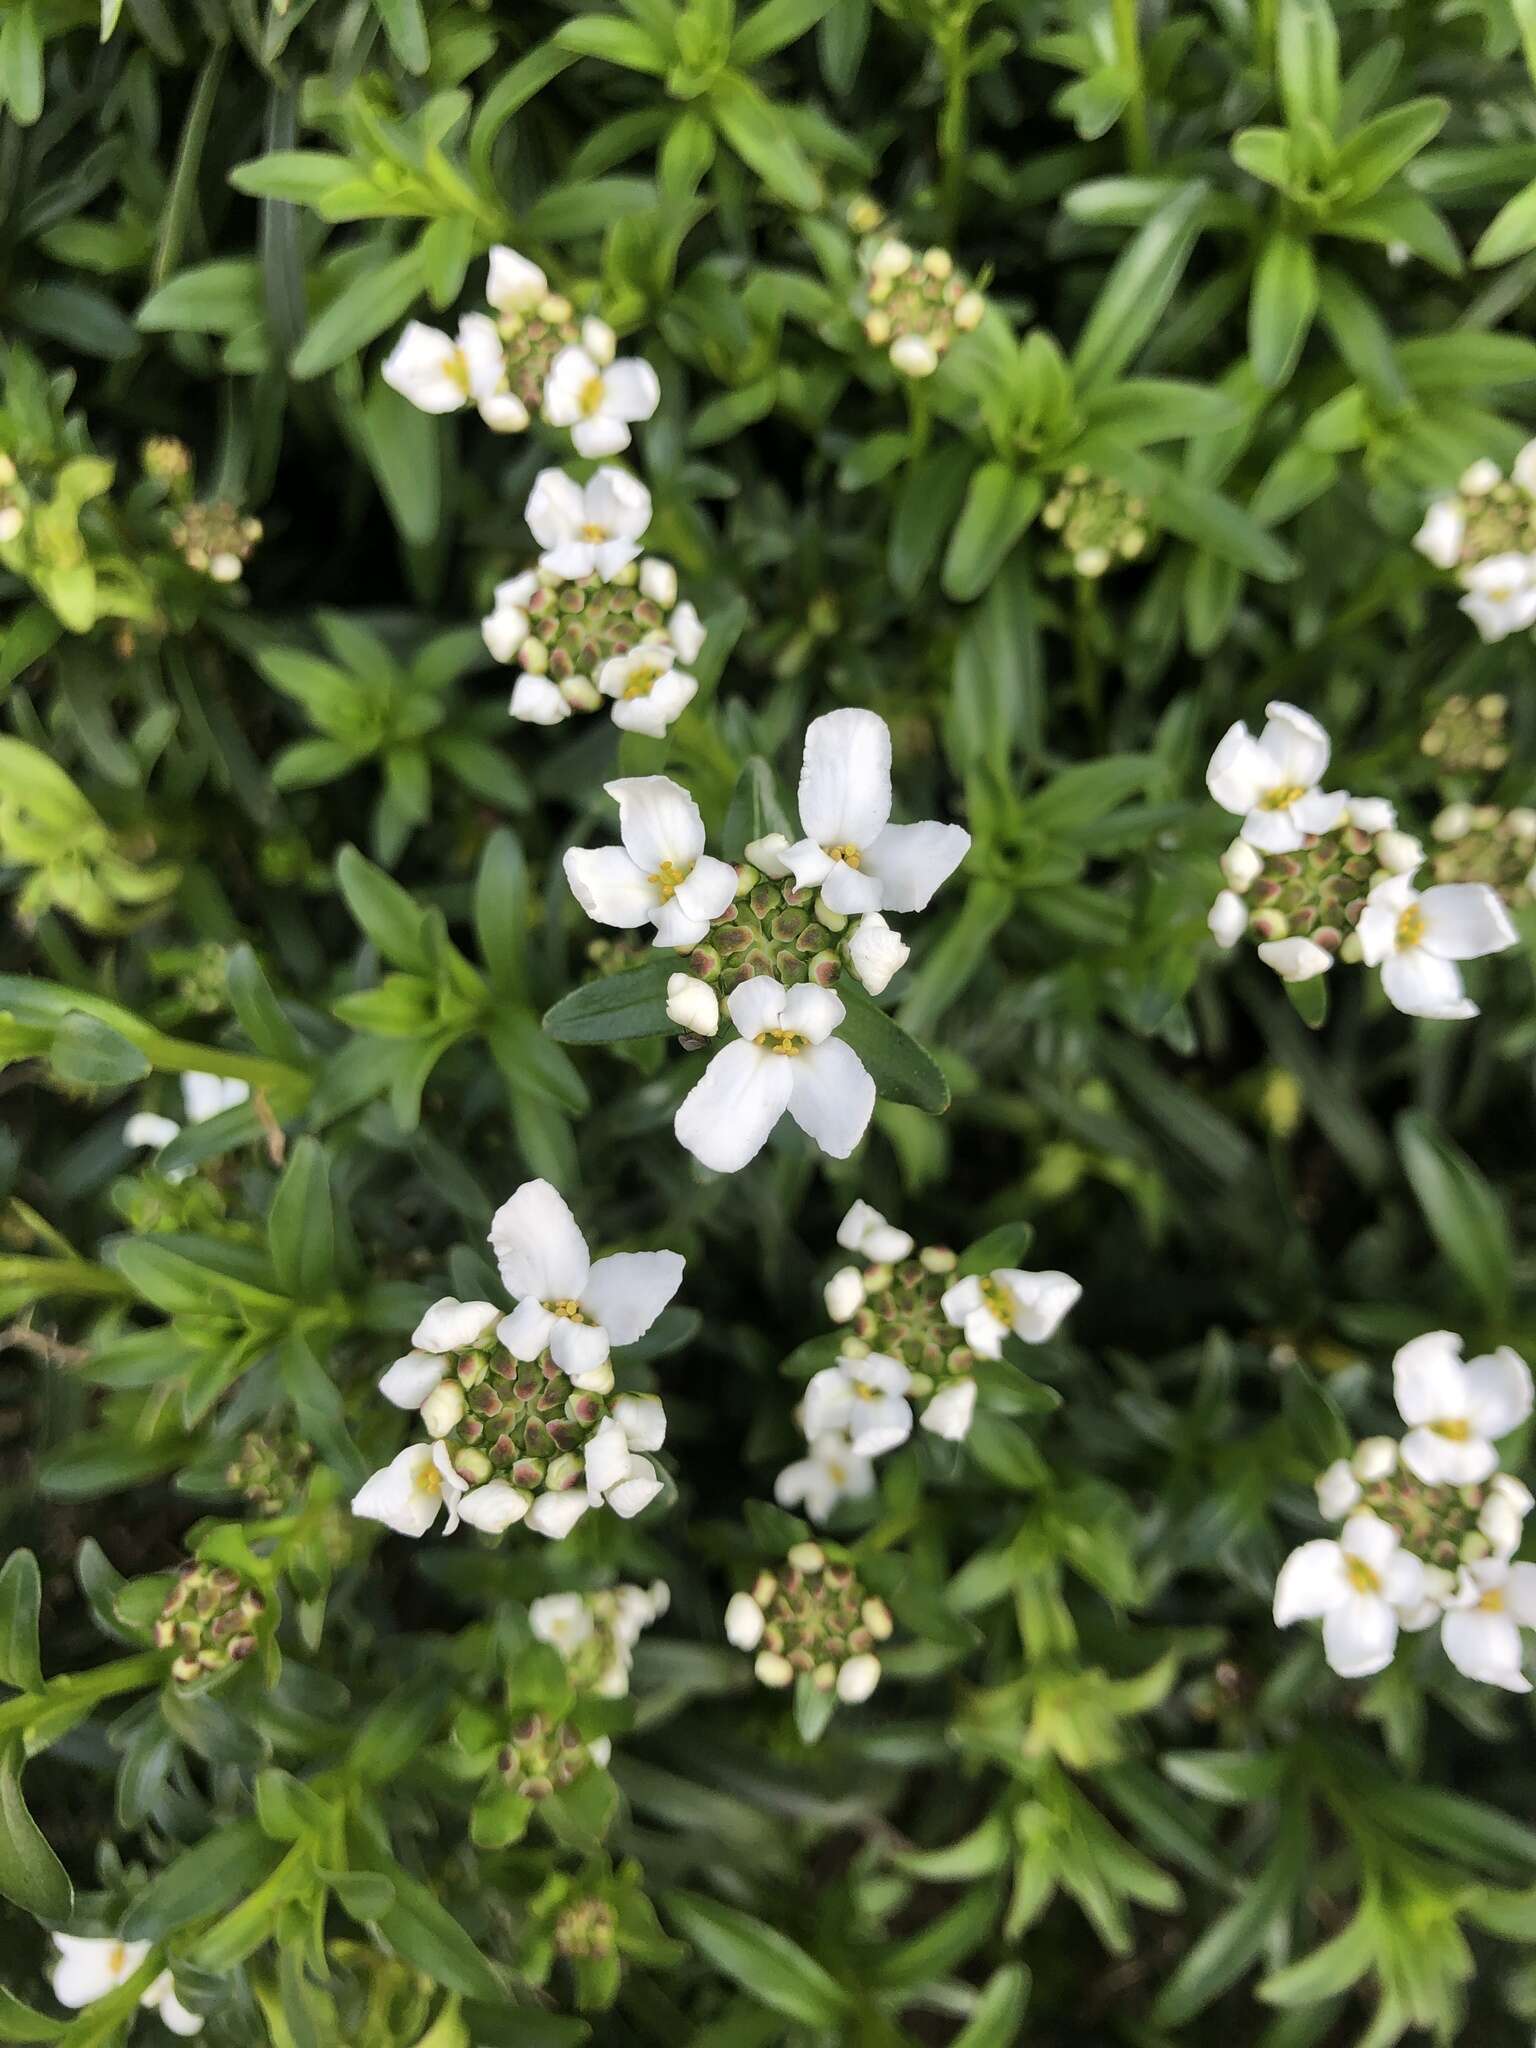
[383,316,514,426]
[1375,830,1424,875]
[1458,552,1536,642]
[564,776,738,949]
[774,1431,878,1521]
[666,972,720,1037]
[639,557,677,607]
[673,980,875,1173]
[847,911,910,994]
[1357,870,1517,1020]
[525,1396,668,1539]
[1441,1556,1536,1691]
[486,245,547,314]
[836,1652,882,1703]
[921,1377,978,1441]
[414,1297,501,1353]
[51,1935,148,2009]
[890,333,939,379]
[598,644,696,737]
[1220,839,1264,890]
[1205,701,1347,854]
[745,832,793,878]
[525,466,651,580]
[824,1267,865,1323]
[143,1973,204,2037]
[668,600,706,663]
[181,1072,251,1122]
[1413,497,1465,570]
[488,1178,683,1387]
[1346,796,1396,835]
[725,1591,765,1649]
[530,1592,594,1654]
[542,342,661,458]
[837,1200,913,1263]
[784,707,970,915]
[1481,1473,1534,1558]
[940,1267,1081,1360]
[1315,1459,1360,1520]
[1208,890,1248,949]
[1393,1330,1532,1484]
[1273,1511,1425,1678]
[123,1111,181,1152]
[803,1354,913,1457]
[350,1442,465,1539]
[1257,937,1333,983]
[1462,458,1503,495]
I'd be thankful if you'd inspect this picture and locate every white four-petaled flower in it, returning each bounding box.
[526,1394,668,1538]
[564,776,738,949]
[1273,1511,1425,1678]
[1458,553,1536,643]
[377,1296,500,1411]
[803,1354,913,1457]
[838,1199,913,1263]
[383,315,521,429]
[1205,701,1347,854]
[940,1267,1080,1359]
[542,323,661,458]
[50,1936,203,2035]
[673,981,876,1173]
[1356,870,1517,1020]
[525,467,652,580]
[1392,1330,1532,1485]
[598,644,697,737]
[773,1431,877,1521]
[785,707,970,915]
[1440,1556,1536,1692]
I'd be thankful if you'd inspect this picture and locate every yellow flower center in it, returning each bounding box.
[826,843,862,866]
[446,349,471,396]
[581,522,609,541]
[1431,1416,1469,1441]
[109,1943,127,1974]
[622,661,666,699]
[1344,1554,1381,1595]
[415,1461,442,1498]
[649,858,688,901]
[1480,1586,1507,1613]
[579,374,607,417]
[827,1461,847,1483]
[548,1298,588,1322]
[756,1028,807,1055]
[1259,784,1305,811]
[1396,904,1426,950]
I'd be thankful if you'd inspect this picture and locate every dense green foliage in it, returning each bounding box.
[6,0,1536,2043]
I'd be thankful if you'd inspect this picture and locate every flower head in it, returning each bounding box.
[49,1938,204,2035]
[1205,701,1347,854]
[1357,870,1516,1020]
[838,1200,914,1263]
[785,708,970,915]
[940,1266,1080,1360]
[351,1441,468,1538]
[1392,1331,1532,1485]
[673,980,875,1173]
[598,644,696,737]
[542,333,661,458]
[525,467,651,580]
[1273,1511,1425,1678]
[803,1354,913,1457]
[489,1178,683,1388]
[1458,552,1536,643]
[1441,1556,1536,1691]
[774,1431,878,1521]
[564,776,738,949]
[383,315,516,426]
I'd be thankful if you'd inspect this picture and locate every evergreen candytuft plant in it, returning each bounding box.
[8,3,1536,2044]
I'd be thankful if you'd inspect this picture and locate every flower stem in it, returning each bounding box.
[1112,0,1151,173]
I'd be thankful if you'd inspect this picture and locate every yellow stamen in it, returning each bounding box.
[109,1943,127,1974]
[581,522,608,541]
[579,374,606,417]
[415,1462,442,1497]
[648,858,688,901]
[622,662,665,699]
[1480,1587,1507,1612]
[548,1298,588,1322]
[1259,784,1305,811]
[445,349,472,396]
[1396,904,1426,950]
[1345,1554,1381,1595]
[826,843,862,866]
[1431,1417,1469,1441]
[756,1028,807,1055]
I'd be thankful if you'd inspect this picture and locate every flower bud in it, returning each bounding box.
[922,246,953,280]
[1375,830,1423,875]
[726,1591,766,1649]
[871,238,913,278]
[581,316,617,366]
[421,1382,467,1438]
[639,556,678,607]
[744,832,793,879]
[787,1541,825,1574]
[1460,458,1501,496]
[889,333,939,380]
[1208,890,1248,949]
[1315,1459,1360,1520]
[824,1267,865,1323]
[1433,802,1474,842]
[847,911,909,994]
[666,972,719,1038]
[1257,937,1333,983]
[836,1653,881,1703]
[953,290,985,332]
[1220,839,1264,891]
[755,1650,794,1688]
[1353,1436,1398,1481]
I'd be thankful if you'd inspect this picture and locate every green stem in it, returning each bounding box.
[0,1254,133,1302]
[0,1651,166,1742]
[141,1028,302,1094]
[937,20,971,240]
[1073,577,1103,734]
[1112,0,1151,173]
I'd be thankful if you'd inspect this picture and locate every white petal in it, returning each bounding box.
[675,1043,790,1173]
[1384,1549,1425,1610]
[573,416,633,460]
[1418,883,1517,961]
[788,1040,876,1160]
[803,1367,856,1438]
[861,820,971,912]
[922,1378,978,1440]
[639,557,678,606]
[780,982,846,1045]
[457,1481,530,1532]
[499,1297,556,1362]
[1257,937,1334,983]
[1208,890,1248,948]
[412,1297,500,1353]
[838,1200,913,1261]
[149,1984,204,2037]
[52,1937,146,2008]
[541,347,599,427]
[488,1179,591,1302]
[563,846,658,930]
[1505,1560,1536,1626]
[527,1491,590,1538]
[549,1319,611,1380]
[669,599,707,663]
[671,853,739,926]
[1258,701,1330,787]
[350,1444,446,1539]
[612,1392,667,1452]
[836,1652,882,1702]
[1380,949,1477,1021]
[382,322,467,413]
[124,1112,181,1150]
[524,468,584,551]
[846,1393,913,1457]
[581,1251,684,1347]
[509,674,572,725]
[1347,797,1396,834]
[650,898,712,949]
[584,466,652,542]
[1340,1511,1400,1575]
[584,1416,632,1499]
[486,245,547,312]
[378,1352,445,1409]
[848,912,910,994]
[606,1455,664,1518]
[1442,1607,1531,1690]
[1393,1331,1467,1425]
[482,603,529,664]
[181,1072,249,1121]
[995,1269,1081,1343]
[1399,1426,1496,1486]
[607,775,706,875]
[530,1592,593,1648]
[1463,1347,1533,1441]
[817,861,886,916]
[783,837,835,893]
[1414,498,1465,569]
[1315,1460,1361,1520]
[1323,1594,1398,1677]
[725,1592,765,1648]
[1287,789,1349,835]
[1273,1539,1348,1624]
[603,357,661,422]
[1206,724,1272,814]
[456,313,506,399]
[542,540,598,579]
[1238,806,1307,855]
[726,977,788,1039]
[940,1275,982,1325]
[797,707,893,850]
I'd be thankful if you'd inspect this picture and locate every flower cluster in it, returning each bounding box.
[49,1936,202,2036]
[1430,801,1536,908]
[498,1711,612,1802]
[776,1202,1080,1519]
[530,1582,670,1697]
[1421,691,1510,775]
[564,710,970,1173]
[725,1542,892,1703]
[482,469,706,735]
[1275,1331,1536,1689]
[153,1560,266,1683]
[384,246,658,453]
[225,1428,313,1518]
[352,1182,679,1541]
[1414,447,1536,642]
[169,498,262,584]
[1041,466,1152,579]
[1206,701,1517,1016]
[854,231,985,380]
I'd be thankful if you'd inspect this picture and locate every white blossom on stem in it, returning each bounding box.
[1458,553,1536,643]
[803,1354,913,1457]
[1441,1556,1536,1691]
[350,1441,467,1539]
[921,1377,978,1441]
[377,1296,500,1411]
[542,327,661,458]
[1273,1512,1425,1678]
[1392,1331,1532,1485]
[564,776,738,949]
[383,316,517,427]
[50,1938,202,2035]
[1205,701,1347,853]
[1357,871,1516,1020]
[598,644,696,737]
[774,1431,877,1521]
[940,1267,1080,1360]
[837,1200,913,1263]
[525,467,651,580]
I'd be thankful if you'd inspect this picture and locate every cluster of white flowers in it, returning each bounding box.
[529,1581,669,1697]
[1414,446,1536,642]
[352,1181,678,1541]
[1206,701,1517,1018]
[383,246,658,452]
[482,469,708,735]
[724,1540,892,1703]
[563,712,970,1173]
[855,234,986,380]
[49,1935,201,2035]
[1275,1332,1536,1689]
[775,1201,1080,1520]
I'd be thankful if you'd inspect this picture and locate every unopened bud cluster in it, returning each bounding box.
[1414,451,1536,642]
[555,1895,617,1960]
[1215,822,1416,956]
[1041,467,1151,579]
[482,557,704,717]
[498,1710,609,1801]
[171,499,262,584]
[225,1429,313,1518]
[495,291,581,414]
[140,435,193,490]
[1430,802,1536,907]
[684,864,842,996]
[154,1561,265,1682]
[1347,1452,1529,1573]
[530,1582,669,1698]
[1420,692,1510,775]
[725,1543,891,1704]
[858,236,985,380]
[428,1337,617,1507]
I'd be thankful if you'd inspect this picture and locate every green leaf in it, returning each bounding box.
[0,1985,64,2041]
[731,0,835,67]
[121,1820,286,1940]
[358,377,442,550]
[941,463,1042,603]
[1332,96,1447,201]
[889,442,977,599]
[37,1434,189,1500]
[1250,231,1317,387]
[1071,182,1208,390]
[229,150,354,204]
[1105,450,1296,580]
[138,258,263,334]
[0,1552,43,1693]
[835,985,950,1113]
[950,1967,1031,2048]
[371,0,429,74]
[542,961,675,1044]
[709,72,822,209]
[375,1870,505,1998]
[267,1137,335,1301]
[227,944,307,1066]
[48,1013,151,1089]
[663,1892,851,2027]
[291,248,424,381]
[1473,177,1536,267]
[1396,1110,1512,1315]
[1277,0,1340,138]
[337,845,431,970]
[0,1746,72,1918]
